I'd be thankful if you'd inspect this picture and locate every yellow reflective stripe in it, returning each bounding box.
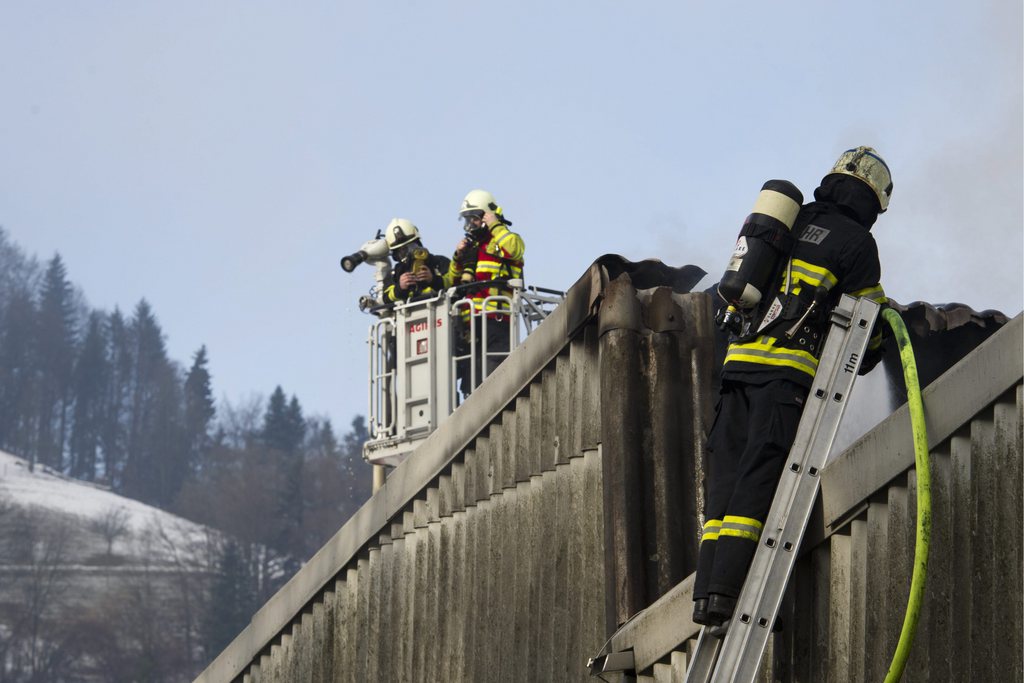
[725,336,819,375]
[720,515,763,542]
[490,227,525,259]
[851,284,887,303]
[701,519,722,543]
[474,261,522,278]
[495,233,517,249]
[723,515,763,530]
[789,259,838,290]
[725,352,818,376]
[719,528,760,542]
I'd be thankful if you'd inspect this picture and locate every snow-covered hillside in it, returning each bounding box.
[0,448,214,565]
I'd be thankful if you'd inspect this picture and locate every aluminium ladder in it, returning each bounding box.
[684,294,881,683]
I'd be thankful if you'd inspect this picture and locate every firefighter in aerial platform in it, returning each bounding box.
[381,218,452,303]
[693,147,893,627]
[448,189,525,395]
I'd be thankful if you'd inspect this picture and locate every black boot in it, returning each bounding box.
[707,593,737,624]
[692,598,710,626]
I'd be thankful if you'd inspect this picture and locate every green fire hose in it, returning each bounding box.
[881,307,932,683]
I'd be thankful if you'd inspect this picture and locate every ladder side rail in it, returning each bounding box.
[425,298,438,433]
[512,287,528,343]
[434,295,455,420]
[479,294,514,382]
[448,297,474,406]
[367,320,379,438]
[684,627,723,682]
[518,294,544,332]
[368,317,397,440]
[393,304,410,440]
[711,295,880,682]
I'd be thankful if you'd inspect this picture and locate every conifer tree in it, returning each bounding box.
[69,312,109,480]
[202,540,257,658]
[35,254,78,471]
[0,286,39,460]
[339,415,372,520]
[261,386,304,455]
[261,387,306,559]
[183,346,216,478]
[101,308,132,489]
[148,360,186,507]
[124,299,181,504]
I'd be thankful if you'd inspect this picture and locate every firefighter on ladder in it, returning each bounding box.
[693,147,892,628]
[448,189,525,396]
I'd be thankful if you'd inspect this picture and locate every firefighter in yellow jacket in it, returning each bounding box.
[448,189,525,395]
[693,147,892,627]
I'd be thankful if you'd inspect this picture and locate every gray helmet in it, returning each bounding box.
[826,146,893,212]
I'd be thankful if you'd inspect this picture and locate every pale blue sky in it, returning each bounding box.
[1,1,1021,426]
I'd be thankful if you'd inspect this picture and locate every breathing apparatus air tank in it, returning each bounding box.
[717,179,804,334]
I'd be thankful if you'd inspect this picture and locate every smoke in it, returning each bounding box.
[831,363,899,458]
[879,106,1023,315]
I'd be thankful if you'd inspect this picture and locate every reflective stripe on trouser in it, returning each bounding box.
[725,336,819,377]
[694,378,807,599]
[700,516,762,543]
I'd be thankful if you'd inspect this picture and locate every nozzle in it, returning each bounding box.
[340,250,367,273]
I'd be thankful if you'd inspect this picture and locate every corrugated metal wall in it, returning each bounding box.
[241,330,609,682]
[598,280,716,628]
[778,383,1023,683]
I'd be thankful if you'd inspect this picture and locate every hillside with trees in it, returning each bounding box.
[0,226,372,681]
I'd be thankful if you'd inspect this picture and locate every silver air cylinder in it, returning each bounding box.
[718,179,804,309]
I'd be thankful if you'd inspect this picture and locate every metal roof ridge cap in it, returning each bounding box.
[597,273,642,337]
[642,287,689,334]
[820,312,1023,528]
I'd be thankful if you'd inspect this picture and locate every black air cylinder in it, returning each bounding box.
[718,179,804,309]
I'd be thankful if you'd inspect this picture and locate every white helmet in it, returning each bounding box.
[459,189,501,218]
[383,218,421,251]
[826,146,893,212]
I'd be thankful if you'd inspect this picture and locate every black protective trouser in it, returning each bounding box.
[694,377,807,599]
[455,315,511,397]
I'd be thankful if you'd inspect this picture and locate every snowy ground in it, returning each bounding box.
[0,449,214,565]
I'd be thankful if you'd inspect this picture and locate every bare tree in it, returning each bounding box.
[148,514,219,677]
[0,506,77,682]
[91,505,131,559]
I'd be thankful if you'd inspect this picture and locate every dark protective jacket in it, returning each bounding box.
[383,251,451,303]
[721,176,887,388]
